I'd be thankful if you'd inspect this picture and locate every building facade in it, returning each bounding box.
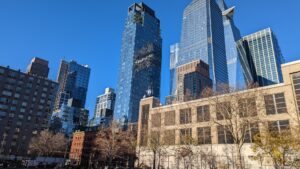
[114,3,162,124]
[54,60,90,110]
[176,60,212,102]
[26,57,50,78]
[0,63,58,157]
[69,129,97,166]
[137,60,300,169]
[89,88,116,127]
[178,0,228,91]
[237,28,284,87]
[170,43,179,95]
[51,99,89,137]
[217,0,253,88]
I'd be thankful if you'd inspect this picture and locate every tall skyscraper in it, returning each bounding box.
[26,57,50,78]
[215,0,253,88]
[89,88,116,127]
[237,28,284,86]
[54,60,91,110]
[169,43,179,95]
[0,59,58,156]
[114,3,162,124]
[178,0,228,90]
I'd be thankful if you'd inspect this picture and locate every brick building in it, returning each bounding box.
[137,60,300,169]
[0,59,58,157]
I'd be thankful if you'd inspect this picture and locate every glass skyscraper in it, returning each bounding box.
[169,43,179,95]
[237,28,284,86]
[54,60,91,110]
[114,3,162,123]
[216,0,253,88]
[178,0,228,91]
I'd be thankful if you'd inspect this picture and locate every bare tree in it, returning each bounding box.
[202,84,265,169]
[28,130,67,157]
[93,121,121,167]
[93,121,137,168]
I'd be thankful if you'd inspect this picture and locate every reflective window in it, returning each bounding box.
[244,123,260,143]
[180,108,191,124]
[197,127,211,144]
[217,126,234,144]
[239,97,257,117]
[197,105,210,122]
[216,102,231,120]
[264,93,287,115]
[268,120,290,133]
[180,128,192,145]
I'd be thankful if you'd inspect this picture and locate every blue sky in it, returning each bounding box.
[0,0,300,117]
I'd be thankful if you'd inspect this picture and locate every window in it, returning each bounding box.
[2,91,12,96]
[0,98,9,103]
[140,104,149,146]
[197,105,210,122]
[151,113,161,128]
[239,98,257,117]
[164,111,175,126]
[244,123,259,143]
[180,128,192,145]
[16,121,22,126]
[292,72,300,113]
[150,131,160,144]
[12,100,17,105]
[16,87,21,92]
[268,120,290,133]
[217,126,234,144]
[20,108,25,113]
[4,84,13,90]
[0,111,6,117]
[8,71,17,78]
[40,99,45,104]
[164,130,175,145]
[14,93,20,98]
[180,108,191,124]
[141,105,149,127]
[216,102,231,120]
[0,104,8,110]
[21,102,27,107]
[24,96,29,100]
[264,93,287,115]
[197,127,211,144]
[0,68,4,74]
[38,105,44,110]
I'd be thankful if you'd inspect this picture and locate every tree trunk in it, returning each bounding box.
[108,156,112,168]
[153,151,156,169]
[157,154,160,169]
[235,144,243,169]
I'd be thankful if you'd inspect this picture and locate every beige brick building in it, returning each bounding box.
[137,61,300,169]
